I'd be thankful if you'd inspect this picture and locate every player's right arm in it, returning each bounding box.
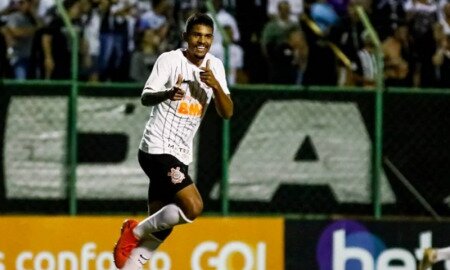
[141,53,185,106]
[141,74,184,106]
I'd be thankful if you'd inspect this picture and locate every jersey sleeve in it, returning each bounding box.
[211,57,230,95]
[142,52,171,95]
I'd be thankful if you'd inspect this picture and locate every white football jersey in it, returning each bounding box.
[139,49,230,165]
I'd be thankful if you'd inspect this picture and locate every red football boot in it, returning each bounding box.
[113,219,139,268]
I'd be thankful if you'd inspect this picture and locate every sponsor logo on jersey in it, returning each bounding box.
[177,99,203,117]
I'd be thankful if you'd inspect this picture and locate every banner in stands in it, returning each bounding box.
[285,219,450,270]
[2,90,450,215]
[210,100,395,204]
[0,216,283,270]
[0,95,389,210]
[3,96,149,200]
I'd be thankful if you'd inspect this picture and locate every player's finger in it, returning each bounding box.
[200,60,210,72]
[171,90,184,100]
[200,72,208,82]
[176,87,185,97]
[177,92,185,100]
[175,74,183,87]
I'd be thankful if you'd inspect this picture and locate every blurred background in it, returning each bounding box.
[2,0,450,269]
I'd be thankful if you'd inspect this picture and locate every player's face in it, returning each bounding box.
[184,24,213,61]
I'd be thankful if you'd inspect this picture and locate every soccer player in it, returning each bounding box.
[419,246,450,270]
[113,12,233,269]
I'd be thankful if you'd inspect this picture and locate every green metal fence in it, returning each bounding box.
[2,80,450,219]
[2,4,450,219]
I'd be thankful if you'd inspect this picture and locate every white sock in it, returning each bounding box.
[436,247,450,262]
[133,203,192,239]
[120,237,161,270]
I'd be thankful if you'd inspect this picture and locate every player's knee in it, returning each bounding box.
[161,204,183,225]
[190,201,203,220]
[183,200,203,221]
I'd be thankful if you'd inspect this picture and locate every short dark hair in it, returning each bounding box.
[185,13,214,33]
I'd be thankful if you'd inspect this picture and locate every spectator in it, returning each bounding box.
[41,0,84,79]
[174,1,197,50]
[0,0,14,17]
[35,0,54,24]
[222,0,235,10]
[432,32,450,88]
[404,0,438,87]
[438,0,448,20]
[3,0,42,79]
[4,0,448,86]
[26,0,58,79]
[270,26,307,84]
[354,30,376,87]
[0,0,14,77]
[372,0,406,41]
[309,0,339,35]
[136,0,171,48]
[328,0,350,16]
[261,0,297,57]
[330,1,364,78]
[438,2,450,35]
[136,0,166,33]
[176,0,198,28]
[129,28,160,82]
[261,0,298,82]
[382,22,413,87]
[301,0,338,86]
[222,24,246,85]
[80,0,101,81]
[235,0,268,83]
[98,0,133,81]
[267,0,303,22]
[208,0,240,61]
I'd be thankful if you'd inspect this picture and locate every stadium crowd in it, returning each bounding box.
[1,0,450,88]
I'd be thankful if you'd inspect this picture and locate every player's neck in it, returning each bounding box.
[183,50,204,67]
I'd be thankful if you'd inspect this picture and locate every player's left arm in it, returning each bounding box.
[200,59,233,119]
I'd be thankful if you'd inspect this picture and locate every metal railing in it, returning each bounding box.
[3,5,448,219]
[356,6,384,218]
[205,0,232,215]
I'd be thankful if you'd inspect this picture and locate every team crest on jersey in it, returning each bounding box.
[168,167,185,184]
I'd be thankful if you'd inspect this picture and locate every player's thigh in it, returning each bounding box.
[174,184,203,220]
[138,151,193,202]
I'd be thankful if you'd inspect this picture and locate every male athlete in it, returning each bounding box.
[113,12,233,269]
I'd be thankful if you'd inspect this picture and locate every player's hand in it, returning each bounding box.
[200,60,219,89]
[168,74,185,101]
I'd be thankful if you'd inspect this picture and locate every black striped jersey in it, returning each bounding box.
[139,49,230,165]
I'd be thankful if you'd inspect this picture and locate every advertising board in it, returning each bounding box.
[286,219,450,270]
[0,216,283,270]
